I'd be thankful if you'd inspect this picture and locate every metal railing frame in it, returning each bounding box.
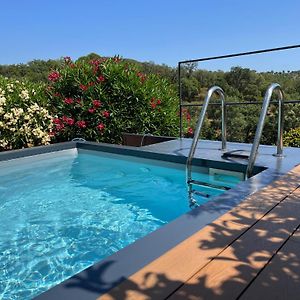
[178,44,300,137]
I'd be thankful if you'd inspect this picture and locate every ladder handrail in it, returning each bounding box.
[246,83,284,178]
[186,86,226,207]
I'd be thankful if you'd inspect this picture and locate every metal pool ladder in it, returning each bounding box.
[186,86,227,208]
[246,83,284,178]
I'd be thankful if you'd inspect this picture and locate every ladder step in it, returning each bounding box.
[192,190,211,198]
[188,179,230,191]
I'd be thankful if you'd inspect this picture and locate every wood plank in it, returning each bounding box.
[99,166,300,300]
[169,188,300,300]
[240,228,300,300]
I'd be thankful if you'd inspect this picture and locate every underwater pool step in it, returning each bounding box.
[188,179,230,191]
[191,190,211,198]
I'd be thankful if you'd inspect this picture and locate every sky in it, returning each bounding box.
[0,0,300,71]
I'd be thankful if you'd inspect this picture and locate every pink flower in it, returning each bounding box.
[150,98,161,109]
[90,59,100,67]
[93,100,102,108]
[93,66,99,74]
[62,116,68,122]
[88,108,96,113]
[56,123,65,131]
[97,75,105,82]
[52,118,61,124]
[102,110,110,118]
[187,127,193,136]
[114,56,121,63]
[76,120,87,128]
[64,98,74,104]
[64,56,72,63]
[62,116,75,125]
[67,118,74,125]
[137,72,146,83]
[48,71,60,82]
[151,103,157,109]
[97,123,105,131]
[80,84,88,91]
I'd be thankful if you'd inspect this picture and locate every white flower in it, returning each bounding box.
[19,89,30,100]
[4,112,13,120]
[30,103,40,112]
[7,83,14,93]
[32,128,46,139]
[0,139,9,148]
[0,96,6,106]
[11,107,24,118]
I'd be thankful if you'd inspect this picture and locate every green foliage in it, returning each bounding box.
[181,77,199,102]
[77,53,101,63]
[1,54,300,148]
[181,66,300,143]
[0,76,52,150]
[47,56,179,143]
[0,59,63,83]
[283,127,300,147]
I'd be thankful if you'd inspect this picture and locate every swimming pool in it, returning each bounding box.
[0,146,242,300]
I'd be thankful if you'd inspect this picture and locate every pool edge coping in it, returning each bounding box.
[0,140,297,300]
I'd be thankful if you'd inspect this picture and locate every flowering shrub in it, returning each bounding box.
[47,56,179,143]
[0,76,52,150]
[181,108,194,137]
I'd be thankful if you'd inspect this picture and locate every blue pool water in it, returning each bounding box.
[0,149,242,299]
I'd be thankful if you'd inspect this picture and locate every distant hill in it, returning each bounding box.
[0,53,299,104]
[0,53,177,83]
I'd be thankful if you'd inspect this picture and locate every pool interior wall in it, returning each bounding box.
[1,139,300,300]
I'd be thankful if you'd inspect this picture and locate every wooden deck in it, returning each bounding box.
[100,165,300,300]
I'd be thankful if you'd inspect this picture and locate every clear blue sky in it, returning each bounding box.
[1,0,300,71]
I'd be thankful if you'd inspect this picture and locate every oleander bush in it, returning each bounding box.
[47,56,180,143]
[0,76,52,150]
[283,127,300,147]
